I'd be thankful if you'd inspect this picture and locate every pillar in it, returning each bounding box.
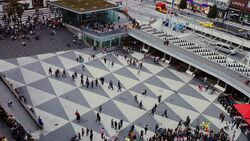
[99,41,102,48]
[118,37,121,45]
[109,39,112,48]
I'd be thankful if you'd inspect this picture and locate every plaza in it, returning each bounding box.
[0,0,250,141]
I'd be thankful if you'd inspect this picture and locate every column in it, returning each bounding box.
[118,37,121,46]
[99,41,102,48]
[109,39,112,48]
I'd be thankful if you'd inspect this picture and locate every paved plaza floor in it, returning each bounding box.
[0,49,247,141]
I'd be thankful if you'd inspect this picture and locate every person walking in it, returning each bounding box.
[161,108,168,118]
[81,128,85,136]
[140,130,144,139]
[95,78,98,86]
[62,69,66,77]
[38,116,44,128]
[100,77,105,85]
[100,127,105,139]
[139,101,143,109]
[90,130,93,141]
[91,80,94,88]
[108,80,113,90]
[49,67,52,76]
[80,78,84,86]
[114,121,118,130]
[155,124,159,133]
[75,110,80,121]
[96,112,101,122]
[7,99,12,107]
[78,132,81,140]
[150,107,155,116]
[142,89,147,96]
[134,95,138,103]
[72,74,75,81]
[158,95,162,103]
[117,81,122,92]
[144,125,148,135]
[119,119,123,128]
[86,128,89,136]
[111,119,114,128]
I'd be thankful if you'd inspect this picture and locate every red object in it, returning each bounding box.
[156,2,166,8]
[246,119,250,125]
[234,104,250,119]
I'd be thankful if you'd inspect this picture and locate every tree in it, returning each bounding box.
[6,0,24,18]
[178,0,187,10]
[207,4,218,19]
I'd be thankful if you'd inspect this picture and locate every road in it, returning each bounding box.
[121,0,247,63]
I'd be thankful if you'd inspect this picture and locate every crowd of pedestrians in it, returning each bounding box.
[0,105,34,141]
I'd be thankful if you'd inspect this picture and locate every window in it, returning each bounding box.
[248,0,250,8]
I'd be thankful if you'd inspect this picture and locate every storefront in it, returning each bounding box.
[228,0,250,25]
[186,0,211,14]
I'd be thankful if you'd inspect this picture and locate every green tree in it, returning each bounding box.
[207,4,218,19]
[178,0,187,10]
[6,0,24,18]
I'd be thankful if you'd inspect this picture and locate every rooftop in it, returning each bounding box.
[47,0,118,14]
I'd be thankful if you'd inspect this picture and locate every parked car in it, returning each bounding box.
[210,42,236,55]
[198,21,215,28]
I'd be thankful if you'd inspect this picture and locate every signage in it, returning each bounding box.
[230,0,250,13]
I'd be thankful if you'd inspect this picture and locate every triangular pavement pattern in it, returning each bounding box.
[40,61,64,77]
[113,73,140,90]
[22,61,47,76]
[126,67,152,81]
[178,94,211,113]
[93,100,129,123]
[26,86,56,107]
[20,67,46,84]
[59,50,78,61]
[144,75,170,89]
[156,68,184,83]
[58,56,82,70]
[127,63,153,75]
[80,89,110,109]
[202,103,231,122]
[79,84,109,98]
[37,53,56,60]
[4,58,19,66]
[168,67,193,83]
[166,102,200,123]
[59,98,91,121]
[203,114,228,133]
[102,73,126,89]
[113,67,140,81]
[143,62,164,74]
[0,60,18,72]
[113,101,147,123]
[75,110,105,134]
[60,88,91,108]
[34,108,69,136]
[129,90,156,111]
[177,84,209,101]
[41,55,64,68]
[144,83,174,100]
[164,93,198,113]
[133,112,158,132]
[49,78,76,97]
[28,78,56,96]
[84,64,110,79]
[100,54,124,66]
[154,102,182,122]
[157,76,185,91]
[36,98,69,121]
[5,67,26,84]
[17,56,37,66]
[129,83,158,99]
[85,59,110,72]
[39,122,75,141]
[113,91,139,109]
[190,114,220,133]
[68,64,94,79]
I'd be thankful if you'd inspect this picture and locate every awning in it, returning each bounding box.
[234,104,250,119]
[246,119,250,125]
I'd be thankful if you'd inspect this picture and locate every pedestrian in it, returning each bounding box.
[137,69,140,75]
[158,95,162,103]
[219,113,224,122]
[162,108,168,118]
[118,85,122,92]
[99,105,102,113]
[81,78,84,86]
[78,132,81,139]
[130,124,135,132]
[72,74,75,81]
[144,125,148,135]
[74,71,77,79]
[154,103,157,111]
[82,64,85,71]
[49,67,52,76]
[111,119,114,128]
[96,112,101,122]
[114,121,118,130]
[95,78,98,86]
[111,61,114,67]
[81,74,84,80]
[90,130,93,141]
[155,124,159,133]
[86,128,89,136]
[108,80,113,90]
[62,69,66,77]
[118,122,122,130]
[38,116,44,127]
[142,89,147,96]
[139,101,143,109]
[100,127,105,139]
[91,80,94,88]
[7,99,12,107]
[150,107,155,116]
[75,110,80,121]
[100,77,104,85]
[134,95,138,103]
[140,130,144,139]
[81,128,85,136]
[119,119,123,127]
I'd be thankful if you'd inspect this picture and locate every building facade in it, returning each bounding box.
[228,0,250,25]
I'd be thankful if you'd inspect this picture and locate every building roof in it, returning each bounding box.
[47,0,118,14]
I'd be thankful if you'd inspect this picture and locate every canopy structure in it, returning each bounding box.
[47,0,118,14]
[234,104,250,119]
[247,119,250,126]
